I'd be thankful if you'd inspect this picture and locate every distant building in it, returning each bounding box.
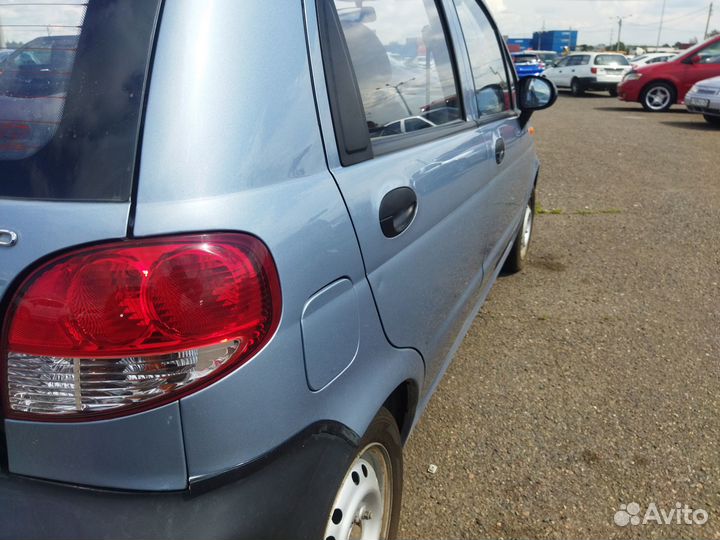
[506,37,533,51]
[532,30,578,53]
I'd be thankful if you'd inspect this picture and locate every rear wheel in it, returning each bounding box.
[641,82,675,112]
[503,190,536,274]
[571,78,584,97]
[323,408,403,540]
[703,114,720,126]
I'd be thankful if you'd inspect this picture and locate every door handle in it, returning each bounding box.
[379,187,417,238]
[0,229,18,247]
[495,138,506,165]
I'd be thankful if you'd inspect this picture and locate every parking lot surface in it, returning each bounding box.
[399,93,720,539]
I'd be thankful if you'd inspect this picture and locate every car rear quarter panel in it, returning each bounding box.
[132,0,424,480]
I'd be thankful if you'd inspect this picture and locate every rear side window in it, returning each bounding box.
[513,54,539,64]
[0,0,161,200]
[567,55,589,66]
[452,0,512,117]
[594,54,630,66]
[332,0,462,140]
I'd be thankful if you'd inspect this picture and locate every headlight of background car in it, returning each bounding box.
[623,72,643,82]
[688,84,699,94]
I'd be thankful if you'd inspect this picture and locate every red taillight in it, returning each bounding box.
[591,67,598,74]
[2,233,281,420]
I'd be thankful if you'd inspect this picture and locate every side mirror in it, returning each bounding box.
[684,54,702,65]
[518,76,557,128]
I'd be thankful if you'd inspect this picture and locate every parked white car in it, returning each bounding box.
[630,52,676,68]
[544,52,632,96]
[685,75,720,126]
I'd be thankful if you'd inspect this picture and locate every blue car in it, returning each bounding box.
[512,52,547,78]
[0,0,555,538]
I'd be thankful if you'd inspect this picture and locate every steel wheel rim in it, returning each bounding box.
[519,203,533,259]
[324,443,392,540]
[646,86,671,110]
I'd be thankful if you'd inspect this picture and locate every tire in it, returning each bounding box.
[570,78,584,97]
[641,82,676,112]
[704,114,720,126]
[503,189,536,274]
[608,87,618,97]
[323,408,403,540]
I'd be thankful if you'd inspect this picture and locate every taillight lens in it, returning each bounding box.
[2,233,281,420]
[591,67,598,74]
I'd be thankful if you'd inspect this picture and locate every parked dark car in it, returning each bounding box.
[0,36,78,98]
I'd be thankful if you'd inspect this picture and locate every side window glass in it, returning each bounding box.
[332,0,462,141]
[698,42,720,64]
[452,0,511,117]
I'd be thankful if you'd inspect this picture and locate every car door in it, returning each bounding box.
[545,56,570,87]
[313,0,525,390]
[451,0,535,289]
[565,55,586,81]
[680,40,720,97]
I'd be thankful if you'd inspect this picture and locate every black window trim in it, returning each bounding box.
[315,0,373,167]
[315,0,472,164]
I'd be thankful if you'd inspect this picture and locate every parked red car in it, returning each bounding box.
[618,35,720,112]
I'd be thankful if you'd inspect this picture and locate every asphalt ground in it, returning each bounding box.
[398,92,720,539]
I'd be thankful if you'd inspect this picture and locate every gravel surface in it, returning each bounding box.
[398,93,720,539]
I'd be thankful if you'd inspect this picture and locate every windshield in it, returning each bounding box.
[0,0,161,200]
[594,54,630,66]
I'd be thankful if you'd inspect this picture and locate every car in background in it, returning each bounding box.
[543,52,631,96]
[630,52,675,68]
[527,49,559,65]
[0,35,79,98]
[685,75,720,125]
[511,52,545,78]
[0,49,13,62]
[618,35,720,112]
[378,115,436,136]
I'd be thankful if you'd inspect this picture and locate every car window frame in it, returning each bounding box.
[449,0,519,124]
[315,0,472,165]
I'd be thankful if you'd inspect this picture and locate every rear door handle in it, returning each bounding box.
[379,187,417,238]
[495,138,506,165]
[0,229,18,247]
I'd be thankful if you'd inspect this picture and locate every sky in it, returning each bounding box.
[485,0,716,47]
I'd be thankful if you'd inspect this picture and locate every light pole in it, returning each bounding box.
[657,0,667,47]
[704,2,714,40]
[612,15,632,52]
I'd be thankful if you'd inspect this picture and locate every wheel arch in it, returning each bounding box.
[640,78,678,103]
[383,379,419,444]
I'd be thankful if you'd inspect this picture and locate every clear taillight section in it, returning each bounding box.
[2,234,281,420]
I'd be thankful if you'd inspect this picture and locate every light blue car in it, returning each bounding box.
[0,0,555,538]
